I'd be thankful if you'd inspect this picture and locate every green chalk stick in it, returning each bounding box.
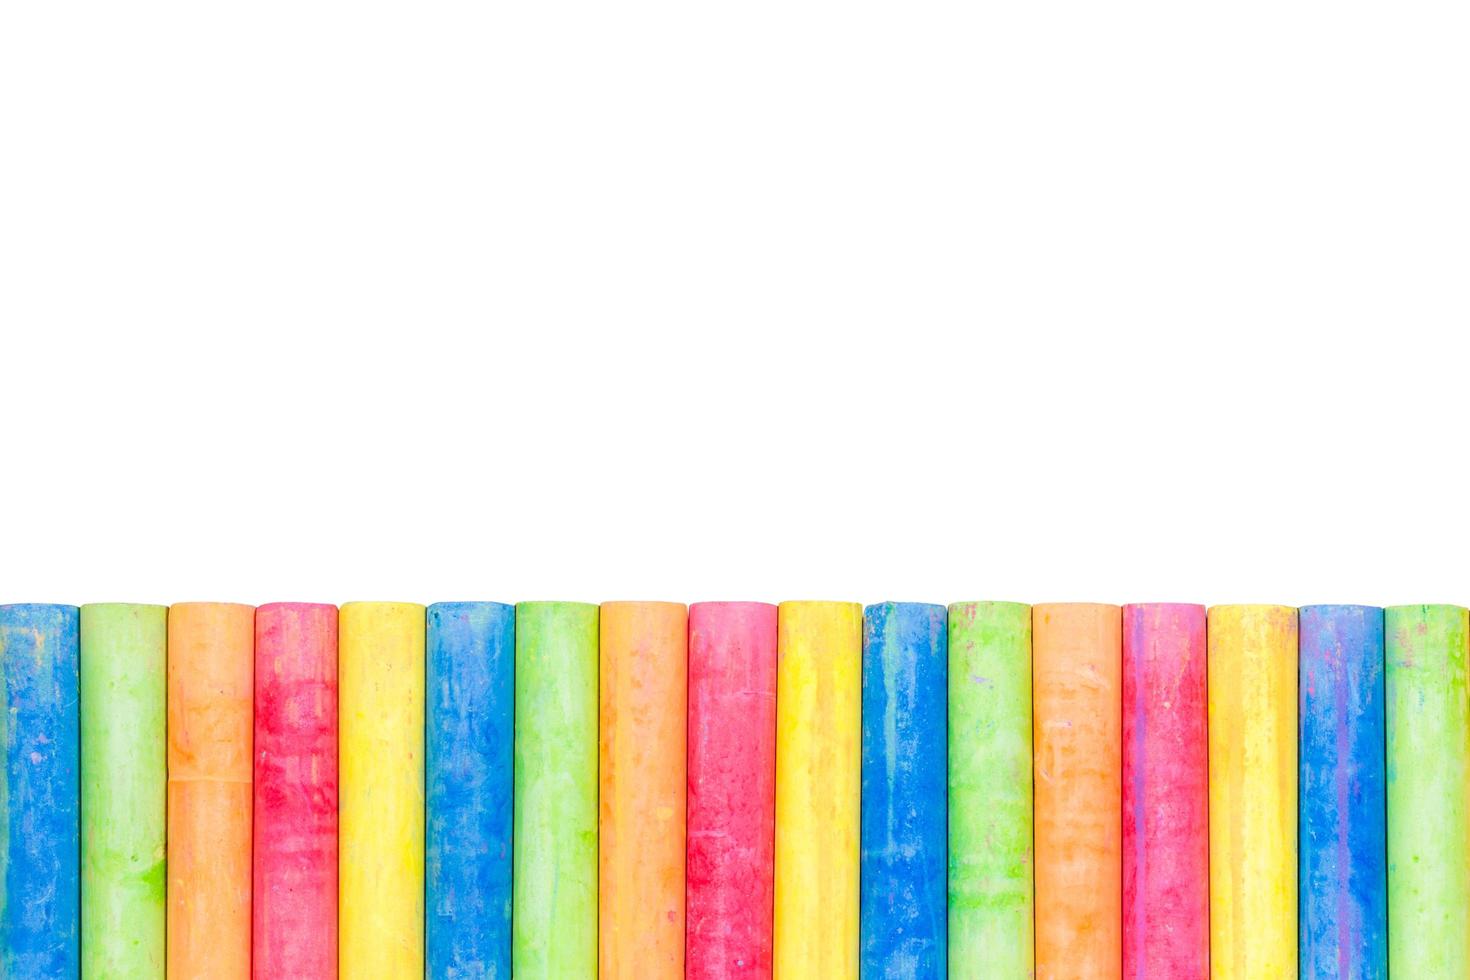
[947,601,1033,977]
[513,602,598,979]
[80,604,167,980]
[1386,604,1470,976]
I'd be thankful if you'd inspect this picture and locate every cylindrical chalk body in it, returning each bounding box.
[1385,604,1470,977]
[947,601,1032,979]
[80,603,168,978]
[167,603,254,980]
[1032,602,1122,979]
[253,602,338,980]
[339,601,425,978]
[513,602,599,979]
[427,602,515,980]
[1121,603,1208,979]
[1207,605,1298,978]
[1,604,80,978]
[599,601,688,979]
[860,602,947,978]
[1299,605,1386,980]
[686,601,777,980]
[773,601,862,979]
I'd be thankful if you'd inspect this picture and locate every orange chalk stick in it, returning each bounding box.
[599,602,688,980]
[167,603,254,980]
[1033,603,1123,980]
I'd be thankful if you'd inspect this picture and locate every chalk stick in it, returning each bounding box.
[599,601,688,979]
[339,601,425,978]
[1032,602,1122,978]
[80,603,168,978]
[1299,605,1386,980]
[946,601,1032,978]
[253,602,338,980]
[773,601,862,979]
[427,602,514,980]
[686,601,777,980]
[513,602,598,978]
[1207,604,1297,978]
[0,604,80,978]
[167,603,254,980]
[1385,604,1470,976]
[861,602,947,978]
[1122,603,1208,978]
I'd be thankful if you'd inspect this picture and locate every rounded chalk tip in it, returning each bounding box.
[600,600,687,612]
[862,600,947,617]
[1122,601,1206,614]
[257,601,338,614]
[168,601,256,613]
[948,599,1029,612]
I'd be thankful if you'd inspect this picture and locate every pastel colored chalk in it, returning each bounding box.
[80,603,168,979]
[773,601,862,979]
[427,602,515,980]
[947,601,1032,978]
[1122,603,1208,979]
[1385,604,1470,976]
[1207,605,1298,978]
[339,602,425,978]
[686,602,778,980]
[599,602,688,980]
[253,602,338,979]
[1299,605,1386,980]
[1032,603,1122,979]
[0,604,80,978]
[861,602,947,978]
[513,602,599,978]
[167,603,254,980]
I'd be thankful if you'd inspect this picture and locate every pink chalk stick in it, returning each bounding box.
[1123,603,1209,979]
[687,602,778,979]
[253,604,338,980]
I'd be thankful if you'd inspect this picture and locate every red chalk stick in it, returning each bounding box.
[1123,603,1209,978]
[687,602,778,979]
[253,603,338,980]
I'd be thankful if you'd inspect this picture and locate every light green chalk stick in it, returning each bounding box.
[513,602,598,979]
[80,603,167,980]
[947,601,1033,978]
[1386,604,1470,977]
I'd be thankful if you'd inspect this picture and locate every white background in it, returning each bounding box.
[2,0,1466,607]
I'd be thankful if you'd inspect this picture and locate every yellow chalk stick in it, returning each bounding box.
[774,601,862,979]
[1207,604,1298,979]
[339,602,425,979]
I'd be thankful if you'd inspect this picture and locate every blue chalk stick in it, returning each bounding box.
[427,602,515,980]
[1299,604,1387,980]
[861,602,947,980]
[1,604,80,979]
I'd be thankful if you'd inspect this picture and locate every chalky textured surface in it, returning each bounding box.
[80,603,167,979]
[1033,603,1122,980]
[1,604,80,978]
[427,602,514,980]
[947,601,1032,978]
[861,602,947,979]
[513,602,598,978]
[167,603,254,980]
[686,602,777,980]
[254,602,338,979]
[1208,605,1298,978]
[1299,605,1386,980]
[339,602,425,978]
[600,602,687,979]
[1122,603,1208,978]
[774,601,862,979]
[1385,604,1470,977]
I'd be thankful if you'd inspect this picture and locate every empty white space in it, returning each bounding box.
[2,0,1466,606]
